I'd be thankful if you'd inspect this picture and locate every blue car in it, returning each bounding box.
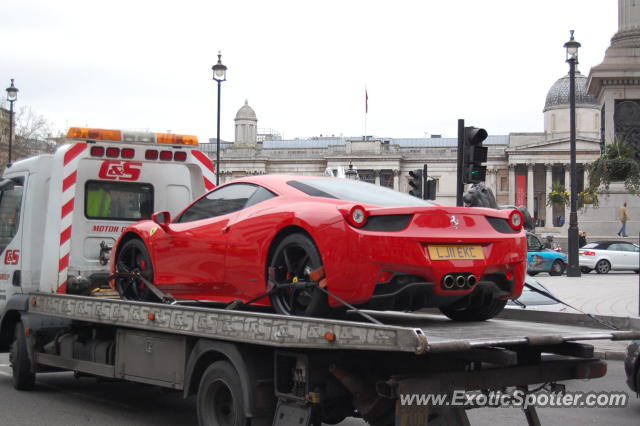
[526,233,567,276]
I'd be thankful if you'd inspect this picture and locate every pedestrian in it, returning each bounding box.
[617,202,629,237]
[579,231,587,247]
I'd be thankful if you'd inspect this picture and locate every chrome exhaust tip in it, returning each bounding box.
[442,275,455,289]
[455,275,466,288]
[467,274,477,287]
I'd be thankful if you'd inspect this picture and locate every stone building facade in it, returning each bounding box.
[199,0,639,237]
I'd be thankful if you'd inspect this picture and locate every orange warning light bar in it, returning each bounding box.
[156,133,199,146]
[67,127,122,141]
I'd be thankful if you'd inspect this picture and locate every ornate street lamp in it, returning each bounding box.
[564,30,581,277]
[345,161,358,180]
[212,52,227,185]
[5,79,18,167]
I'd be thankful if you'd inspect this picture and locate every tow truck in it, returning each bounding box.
[0,128,638,426]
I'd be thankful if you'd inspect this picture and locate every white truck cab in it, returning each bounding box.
[0,127,215,310]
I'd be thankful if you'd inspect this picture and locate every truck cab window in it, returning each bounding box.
[85,181,154,221]
[0,177,24,254]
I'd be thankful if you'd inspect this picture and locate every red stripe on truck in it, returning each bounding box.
[58,253,69,272]
[59,226,72,245]
[191,150,215,171]
[61,199,74,218]
[62,171,77,192]
[63,143,88,165]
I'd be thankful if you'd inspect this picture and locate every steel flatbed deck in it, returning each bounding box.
[26,293,640,355]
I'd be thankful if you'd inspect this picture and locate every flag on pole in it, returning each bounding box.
[365,88,368,114]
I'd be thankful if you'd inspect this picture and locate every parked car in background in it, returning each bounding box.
[507,274,567,312]
[625,340,640,395]
[526,233,567,276]
[579,241,640,274]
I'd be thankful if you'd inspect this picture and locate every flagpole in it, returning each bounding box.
[364,86,368,140]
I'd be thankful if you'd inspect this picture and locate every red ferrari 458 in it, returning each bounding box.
[111,175,527,321]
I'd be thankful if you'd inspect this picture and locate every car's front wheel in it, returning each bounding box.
[549,260,565,276]
[595,259,611,274]
[268,233,329,317]
[439,290,507,321]
[115,238,157,301]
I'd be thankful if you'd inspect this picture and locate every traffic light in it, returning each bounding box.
[425,179,437,200]
[462,126,488,184]
[408,169,423,198]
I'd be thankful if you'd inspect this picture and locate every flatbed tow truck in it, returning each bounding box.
[0,126,638,425]
[2,290,637,426]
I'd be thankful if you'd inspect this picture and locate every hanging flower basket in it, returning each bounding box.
[547,184,570,207]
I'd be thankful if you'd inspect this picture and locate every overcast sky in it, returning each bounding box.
[1,0,618,143]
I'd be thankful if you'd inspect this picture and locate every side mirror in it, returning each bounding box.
[151,211,171,229]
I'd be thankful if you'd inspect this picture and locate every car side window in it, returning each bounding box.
[609,243,626,251]
[527,234,542,251]
[176,183,258,223]
[244,186,277,209]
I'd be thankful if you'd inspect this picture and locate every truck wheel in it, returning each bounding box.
[115,239,157,302]
[268,233,329,317]
[197,361,246,426]
[10,322,35,390]
[439,292,507,321]
[549,260,565,276]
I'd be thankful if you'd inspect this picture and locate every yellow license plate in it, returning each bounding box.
[428,245,484,260]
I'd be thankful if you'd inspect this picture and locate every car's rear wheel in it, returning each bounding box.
[115,238,157,302]
[581,267,592,274]
[595,259,611,274]
[549,260,565,276]
[268,233,329,317]
[439,291,507,321]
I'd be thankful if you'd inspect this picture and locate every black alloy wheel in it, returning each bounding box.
[268,233,329,317]
[115,239,157,302]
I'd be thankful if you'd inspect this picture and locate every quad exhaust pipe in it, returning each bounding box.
[441,274,477,290]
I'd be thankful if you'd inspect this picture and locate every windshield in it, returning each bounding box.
[288,178,436,207]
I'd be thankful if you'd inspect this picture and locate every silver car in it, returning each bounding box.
[579,241,640,274]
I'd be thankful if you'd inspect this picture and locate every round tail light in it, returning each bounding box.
[347,205,368,228]
[508,209,524,231]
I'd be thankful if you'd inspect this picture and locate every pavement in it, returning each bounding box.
[502,271,640,359]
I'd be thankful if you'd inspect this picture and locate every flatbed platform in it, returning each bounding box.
[26,293,640,355]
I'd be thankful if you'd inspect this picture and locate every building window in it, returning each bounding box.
[379,170,394,188]
[551,114,556,131]
[500,176,508,192]
[358,170,375,184]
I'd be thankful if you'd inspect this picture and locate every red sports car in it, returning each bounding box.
[111,175,527,321]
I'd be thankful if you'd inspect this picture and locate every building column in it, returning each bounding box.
[393,169,400,191]
[527,163,534,214]
[374,170,380,186]
[508,164,516,205]
[564,163,571,196]
[545,163,553,228]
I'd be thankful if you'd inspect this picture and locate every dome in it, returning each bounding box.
[543,71,598,112]
[235,100,257,121]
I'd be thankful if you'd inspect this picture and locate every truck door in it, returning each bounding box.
[0,176,26,309]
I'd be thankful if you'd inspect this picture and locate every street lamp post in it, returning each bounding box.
[564,31,581,277]
[5,79,18,167]
[212,52,227,186]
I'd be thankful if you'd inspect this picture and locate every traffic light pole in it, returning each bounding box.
[456,119,464,206]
